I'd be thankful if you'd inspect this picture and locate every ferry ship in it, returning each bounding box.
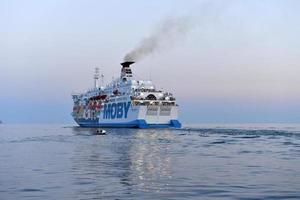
[71,62,181,128]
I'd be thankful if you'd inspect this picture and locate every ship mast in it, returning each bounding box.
[94,67,100,88]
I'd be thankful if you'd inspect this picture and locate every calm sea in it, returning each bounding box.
[0,124,300,200]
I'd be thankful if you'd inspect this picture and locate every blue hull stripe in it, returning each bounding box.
[75,119,181,129]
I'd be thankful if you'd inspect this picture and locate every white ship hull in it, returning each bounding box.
[74,101,181,128]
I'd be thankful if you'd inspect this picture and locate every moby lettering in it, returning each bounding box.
[103,102,131,119]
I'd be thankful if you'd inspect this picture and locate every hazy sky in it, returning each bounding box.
[1,0,300,123]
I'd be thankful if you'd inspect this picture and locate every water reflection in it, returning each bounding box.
[129,129,173,192]
[70,127,174,198]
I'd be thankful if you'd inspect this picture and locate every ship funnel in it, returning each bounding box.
[121,61,135,68]
[120,61,134,80]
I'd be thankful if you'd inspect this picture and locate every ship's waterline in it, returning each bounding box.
[72,62,181,128]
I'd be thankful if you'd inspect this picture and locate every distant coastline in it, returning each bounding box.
[0,120,2,124]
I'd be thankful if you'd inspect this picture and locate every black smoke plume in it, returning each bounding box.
[124,16,193,62]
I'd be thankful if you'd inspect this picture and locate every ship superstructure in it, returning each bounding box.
[71,62,181,128]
